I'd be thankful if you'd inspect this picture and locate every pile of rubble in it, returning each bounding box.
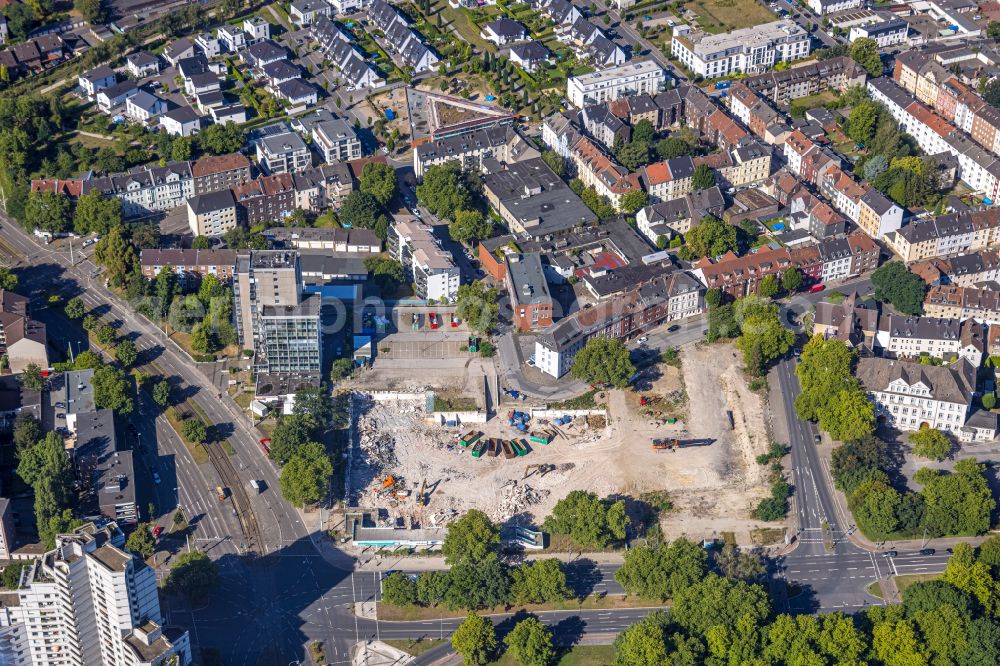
[357,421,398,474]
[494,481,550,523]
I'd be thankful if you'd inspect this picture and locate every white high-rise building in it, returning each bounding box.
[0,522,191,666]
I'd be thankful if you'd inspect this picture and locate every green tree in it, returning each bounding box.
[921,460,995,537]
[455,280,499,334]
[613,612,701,666]
[94,226,138,286]
[909,428,951,461]
[341,191,389,238]
[758,274,779,298]
[114,339,138,367]
[125,523,155,559]
[364,254,405,293]
[620,189,649,215]
[615,538,708,600]
[417,570,451,607]
[181,419,207,444]
[191,235,211,250]
[543,490,628,549]
[736,311,794,377]
[73,190,122,236]
[20,363,45,392]
[632,119,655,145]
[943,542,998,614]
[195,123,245,155]
[152,379,171,408]
[872,261,927,316]
[24,189,71,233]
[686,217,737,258]
[781,266,803,293]
[445,560,511,610]
[847,101,879,146]
[442,509,500,566]
[279,442,333,507]
[95,324,116,347]
[616,141,651,170]
[795,336,860,423]
[850,37,883,76]
[64,296,85,319]
[39,509,84,550]
[450,209,493,246]
[0,267,17,292]
[359,162,397,206]
[510,559,570,605]
[12,413,41,451]
[381,572,418,606]
[691,164,715,191]
[93,365,133,414]
[268,414,313,465]
[569,337,635,389]
[17,432,71,488]
[672,574,771,636]
[540,150,565,177]
[452,612,496,665]
[417,163,472,219]
[656,137,692,160]
[75,0,106,23]
[505,617,555,666]
[166,550,221,602]
[989,21,1000,40]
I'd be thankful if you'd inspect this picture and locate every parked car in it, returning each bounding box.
[152,526,163,538]
[919,548,935,556]
[668,325,680,332]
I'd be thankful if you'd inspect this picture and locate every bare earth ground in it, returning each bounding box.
[347,343,775,544]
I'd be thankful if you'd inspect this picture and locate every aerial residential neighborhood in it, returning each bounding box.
[8,0,1000,663]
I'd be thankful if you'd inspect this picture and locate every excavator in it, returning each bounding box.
[415,479,428,506]
[652,439,682,451]
[523,463,556,480]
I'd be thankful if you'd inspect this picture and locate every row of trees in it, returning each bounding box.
[268,387,336,507]
[795,336,875,443]
[338,162,399,239]
[455,537,1000,665]
[705,294,795,378]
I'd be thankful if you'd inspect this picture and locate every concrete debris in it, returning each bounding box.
[494,480,549,523]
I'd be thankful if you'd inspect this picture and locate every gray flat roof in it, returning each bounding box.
[507,253,552,307]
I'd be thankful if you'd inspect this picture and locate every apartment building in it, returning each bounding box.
[87,162,194,217]
[884,208,1000,262]
[413,126,537,178]
[693,142,773,189]
[505,253,554,332]
[256,130,312,175]
[187,190,238,237]
[482,158,596,237]
[388,219,460,302]
[0,499,15,559]
[231,173,296,226]
[743,56,866,105]
[670,20,810,79]
[75,409,138,526]
[848,17,908,47]
[910,249,1000,287]
[635,186,726,243]
[566,60,666,108]
[570,136,641,209]
[6,522,191,666]
[880,313,985,365]
[139,249,238,285]
[807,0,862,15]
[534,270,704,377]
[0,291,46,374]
[925,284,1000,324]
[641,157,694,203]
[233,251,322,373]
[191,153,253,195]
[856,357,995,441]
[292,162,355,211]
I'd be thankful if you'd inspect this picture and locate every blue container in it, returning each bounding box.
[772,222,785,231]
[485,95,496,101]
[384,108,395,120]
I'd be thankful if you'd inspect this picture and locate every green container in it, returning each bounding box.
[471,440,487,458]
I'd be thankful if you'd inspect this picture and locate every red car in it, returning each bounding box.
[450,314,458,327]
[809,283,825,293]
[429,312,439,329]
[152,526,163,538]
[258,438,271,454]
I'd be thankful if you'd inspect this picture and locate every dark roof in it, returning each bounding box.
[188,190,236,214]
[485,18,527,38]
[510,41,550,61]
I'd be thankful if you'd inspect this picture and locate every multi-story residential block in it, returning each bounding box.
[694,142,773,189]
[87,161,194,217]
[506,253,554,331]
[290,0,331,25]
[231,173,296,225]
[6,522,192,666]
[257,130,312,174]
[139,249,238,285]
[0,291,46,374]
[910,249,1000,287]
[292,162,355,211]
[743,56,866,105]
[413,126,538,178]
[856,357,995,441]
[876,314,984,365]
[75,409,138,526]
[292,110,362,163]
[195,31,221,57]
[217,24,247,52]
[192,153,253,195]
[566,60,666,108]
[234,251,322,373]
[807,0,862,15]
[641,157,694,203]
[671,20,810,79]
[388,219,460,302]
[884,208,1000,262]
[925,284,1000,324]
[534,270,704,377]
[570,136,641,209]
[636,186,726,243]
[187,189,238,237]
[848,17,908,47]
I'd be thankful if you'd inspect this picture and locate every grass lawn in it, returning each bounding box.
[165,407,210,465]
[789,89,840,112]
[383,639,446,657]
[378,594,662,621]
[893,573,941,595]
[432,0,494,52]
[489,645,615,665]
[683,0,776,33]
[548,389,599,410]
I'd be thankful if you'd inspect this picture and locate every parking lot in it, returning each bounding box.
[377,331,471,359]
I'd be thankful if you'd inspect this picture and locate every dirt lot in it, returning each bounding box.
[347,343,776,544]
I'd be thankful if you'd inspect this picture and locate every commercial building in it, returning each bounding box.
[388,219,460,302]
[186,189,238,237]
[505,253,554,331]
[265,228,381,253]
[856,357,995,442]
[482,158,596,237]
[234,251,322,374]
[670,20,810,79]
[566,60,666,108]
[5,522,191,666]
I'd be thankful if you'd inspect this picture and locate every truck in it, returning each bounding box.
[250,479,264,493]
[216,486,228,501]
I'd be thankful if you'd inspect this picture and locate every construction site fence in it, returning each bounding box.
[428,411,488,425]
[531,408,609,419]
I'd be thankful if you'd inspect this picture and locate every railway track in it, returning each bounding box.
[205,438,264,556]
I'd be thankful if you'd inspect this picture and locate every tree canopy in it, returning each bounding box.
[166,550,221,602]
[909,428,951,461]
[455,280,499,334]
[359,161,397,207]
[850,37,883,76]
[569,337,635,389]
[452,612,496,665]
[795,336,874,441]
[543,490,628,549]
[872,261,927,316]
[449,209,493,246]
[691,164,715,191]
[504,617,555,666]
[442,509,500,566]
[417,163,472,219]
[279,442,333,507]
[686,217,737,258]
